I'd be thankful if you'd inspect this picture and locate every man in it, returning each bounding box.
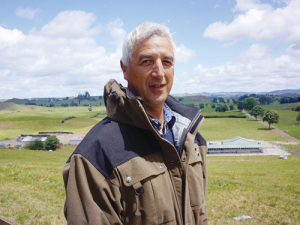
[63,22,208,225]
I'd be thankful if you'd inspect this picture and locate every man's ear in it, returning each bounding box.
[120,60,128,81]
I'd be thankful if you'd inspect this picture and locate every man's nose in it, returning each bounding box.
[151,60,164,78]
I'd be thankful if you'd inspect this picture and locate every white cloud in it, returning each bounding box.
[0,11,125,99]
[173,43,300,93]
[203,0,300,42]
[15,7,40,19]
[37,10,101,38]
[106,19,127,48]
[175,44,196,63]
[0,26,25,47]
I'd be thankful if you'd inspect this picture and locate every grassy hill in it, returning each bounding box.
[0,103,106,139]
[0,147,299,224]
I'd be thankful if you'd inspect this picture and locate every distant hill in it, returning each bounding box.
[173,89,300,98]
[177,95,210,101]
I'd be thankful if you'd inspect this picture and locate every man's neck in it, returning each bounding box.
[146,106,164,127]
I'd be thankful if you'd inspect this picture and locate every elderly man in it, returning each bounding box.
[63,22,208,225]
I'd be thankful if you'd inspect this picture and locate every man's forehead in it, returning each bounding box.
[133,35,174,56]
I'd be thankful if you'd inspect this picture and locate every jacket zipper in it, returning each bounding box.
[178,111,202,156]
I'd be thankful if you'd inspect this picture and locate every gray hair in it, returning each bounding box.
[121,22,175,66]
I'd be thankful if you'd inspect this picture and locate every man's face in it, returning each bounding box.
[121,35,174,112]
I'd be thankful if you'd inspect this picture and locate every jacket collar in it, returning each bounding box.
[104,79,203,132]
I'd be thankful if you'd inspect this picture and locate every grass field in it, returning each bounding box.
[201,117,286,142]
[0,103,106,140]
[0,147,299,224]
[259,103,300,140]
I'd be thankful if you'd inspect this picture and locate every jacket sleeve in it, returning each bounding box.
[62,154,123,225]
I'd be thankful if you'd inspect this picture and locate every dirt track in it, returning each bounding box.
[242,110,300,145]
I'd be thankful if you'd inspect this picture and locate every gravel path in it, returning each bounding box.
[242,110,300,145]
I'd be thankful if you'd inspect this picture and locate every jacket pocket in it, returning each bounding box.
[187,144,206,208]
[117,152,177,225]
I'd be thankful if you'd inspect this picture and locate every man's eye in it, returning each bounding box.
[163,60,173,66]
[141,60,152,65]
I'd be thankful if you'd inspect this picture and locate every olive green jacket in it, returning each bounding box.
[63,79,208,224]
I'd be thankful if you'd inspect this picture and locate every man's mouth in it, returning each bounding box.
[150,84,165,88]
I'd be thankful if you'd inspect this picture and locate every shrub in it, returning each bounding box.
[27,139,44,150]
[45,136,60,150]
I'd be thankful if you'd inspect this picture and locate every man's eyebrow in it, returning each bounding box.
[164,56,174,61]
[138,54,174,61]
[138,54,151,61]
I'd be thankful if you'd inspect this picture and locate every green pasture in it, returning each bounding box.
[0,104,106,139]
[258,103,300,140]
[207,155,300,224]
[202,110,245,118]
[201,117,286,142]
[261,102,300,111]
[1,148,299,224]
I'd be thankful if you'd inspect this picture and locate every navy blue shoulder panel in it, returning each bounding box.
[67,117,162,178]
[194,132,207,146]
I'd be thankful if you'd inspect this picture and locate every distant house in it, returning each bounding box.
[208,136,266,154]
[21,136,47,143]
[70,136,84,145]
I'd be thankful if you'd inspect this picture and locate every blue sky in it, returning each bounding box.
[0,0,299,99]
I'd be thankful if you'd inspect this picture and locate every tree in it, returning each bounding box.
[211,104,216,108]
[237,101,244,111]
[88,107,92,111]
[263,110,279,129]
[297,112,300,122]
[84,91,90,99]
[199,103,204,109]
[212,98,218,103]
[226,99,230,104]
[218,97,225,103]
[229,105,234,110]
[45,136,60,150]
[250,105,265,121]
[232,99,238,104]
[295,106,300,111]
[243,97,258,111]
[27,138,44,150]
[216,105,228,112]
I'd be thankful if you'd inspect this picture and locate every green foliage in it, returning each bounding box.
[229,105,234,110]
[45,136,60,150]
[211,104,216,108]
[49,103,55,107]
[88,107,92,111]
[295,106,300,111]
[259,95,273,105]
[61,103,69,107]
[232,99,238,104]
[26,138,44,150]
[243,97,258,111]
[297,111,300,122]
[199,103,204,109]
[215,105,228,112]
[250,105,265,120]
[263,110,280,129]
[237,101,244,111]
[218,97,225,103]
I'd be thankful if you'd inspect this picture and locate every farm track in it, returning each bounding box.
[243,110,300,145]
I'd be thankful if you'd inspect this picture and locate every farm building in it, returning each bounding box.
[21,136,48,143]
[208,136,266,154]
[70,136,84,145]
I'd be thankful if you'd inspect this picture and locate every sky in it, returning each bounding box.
[0,0,299,99]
